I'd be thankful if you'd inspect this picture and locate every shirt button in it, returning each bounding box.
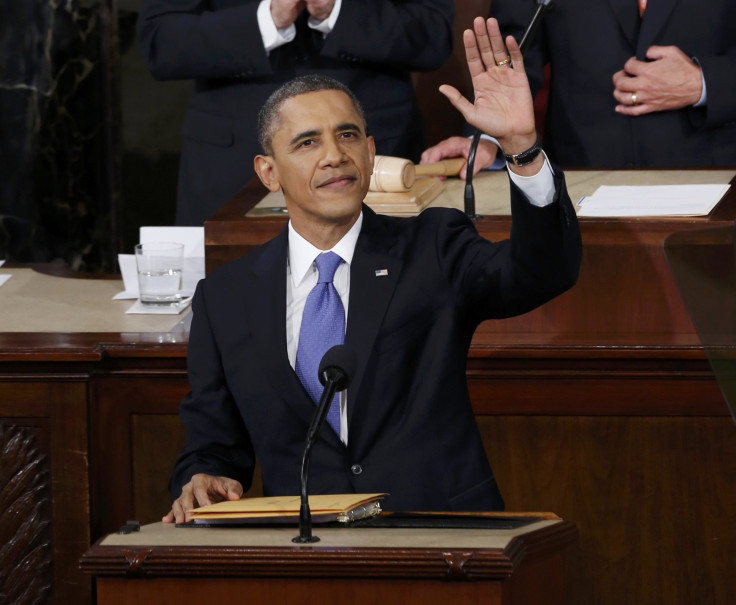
[350,464,363,475]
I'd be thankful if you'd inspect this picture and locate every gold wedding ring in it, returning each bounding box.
[496,57,511,67]
[631,92,638,105]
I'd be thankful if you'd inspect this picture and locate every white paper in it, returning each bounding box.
[139,226,204,257]
[577,184,730,217]
[113,254,139,299]
[115,227,206,300]
[0,274,11,287]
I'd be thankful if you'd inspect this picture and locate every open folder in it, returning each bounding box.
[183,493,546,530]
[187,493,386,526]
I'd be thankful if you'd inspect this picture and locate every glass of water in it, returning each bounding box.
[134,242,184,306]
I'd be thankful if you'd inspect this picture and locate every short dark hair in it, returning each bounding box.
[257,75,367,155]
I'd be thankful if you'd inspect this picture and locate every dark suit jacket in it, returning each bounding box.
[171,169,582,512]
[491,0,736,166]
[137,0,454,225]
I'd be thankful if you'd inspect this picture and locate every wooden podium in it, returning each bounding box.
[80,515,577,605]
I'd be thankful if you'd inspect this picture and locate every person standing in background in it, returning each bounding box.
[421,0,736,174]
[137,0,454,225]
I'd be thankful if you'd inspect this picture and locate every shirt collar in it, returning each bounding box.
[288,211,363,287]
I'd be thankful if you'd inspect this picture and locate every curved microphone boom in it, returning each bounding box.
[293,344,357,543]
[465,0,555,219]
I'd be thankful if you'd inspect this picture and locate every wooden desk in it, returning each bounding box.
[0,265,191,605]
[80,517,577,605]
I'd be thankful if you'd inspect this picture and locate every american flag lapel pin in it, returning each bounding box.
[374,269,389,277]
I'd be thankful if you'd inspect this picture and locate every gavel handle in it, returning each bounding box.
[414,157,465,177]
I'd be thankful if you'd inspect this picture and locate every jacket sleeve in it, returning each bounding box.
[697,48,736,127]
[438,164,581,324]
[136,0,271,80]
[169,281,256,500]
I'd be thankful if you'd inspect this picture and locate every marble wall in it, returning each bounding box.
[0,0,190,272]
[0,0,116,271]
[117,0,190,255]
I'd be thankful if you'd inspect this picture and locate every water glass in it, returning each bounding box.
[134,242,184,305]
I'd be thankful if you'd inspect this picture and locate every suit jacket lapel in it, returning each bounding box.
[636,0,681,58]
[605,0,641,51]
[345,206,403,427]
[248,227,335,438]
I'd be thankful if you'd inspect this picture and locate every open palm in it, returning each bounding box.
[440,18,536,147]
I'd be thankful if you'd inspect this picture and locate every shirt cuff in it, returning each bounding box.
[692,57,707,107]
[477,134,506,171]
[308,0,342,35]
[506,153,556,207]
[258,0,296,53]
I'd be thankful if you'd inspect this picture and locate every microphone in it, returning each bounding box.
[465,0,555,219]
[519,0,555,54]
[293,344,357,543]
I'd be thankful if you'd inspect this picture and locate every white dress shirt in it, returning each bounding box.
[287,212,361,444]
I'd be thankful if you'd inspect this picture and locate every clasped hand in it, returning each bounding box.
[613,45,703,115]
[271,0,335,29]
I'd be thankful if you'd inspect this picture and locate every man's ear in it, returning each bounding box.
[367,135,376,173]
[254,155,281,192]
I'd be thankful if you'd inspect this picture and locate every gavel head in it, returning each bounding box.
[369,155,416,192]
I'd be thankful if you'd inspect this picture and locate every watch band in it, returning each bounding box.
[502,138,543,167]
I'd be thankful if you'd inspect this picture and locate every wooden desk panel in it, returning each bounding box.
[0,378,91,604]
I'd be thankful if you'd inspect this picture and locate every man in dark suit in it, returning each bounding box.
[164,17,581,523]
[421,0,736,172]
[137,0,454,226]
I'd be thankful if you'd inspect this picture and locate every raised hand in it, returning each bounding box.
[438,17,537,157]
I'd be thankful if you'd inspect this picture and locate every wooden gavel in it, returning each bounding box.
[369,155,465,192]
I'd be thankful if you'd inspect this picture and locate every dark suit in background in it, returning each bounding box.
[171,171,581,512]
[491,0,736,166]
[137,0,454,225]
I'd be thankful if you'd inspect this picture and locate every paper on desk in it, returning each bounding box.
[576,184,730,217]
[114,226,205,300]
[0,260,9,287]
[125,297,192,315]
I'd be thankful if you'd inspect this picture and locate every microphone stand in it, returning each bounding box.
[464,0,554,220]
[292,365,348,543]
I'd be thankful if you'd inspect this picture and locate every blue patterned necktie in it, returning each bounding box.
[295,251,345,435]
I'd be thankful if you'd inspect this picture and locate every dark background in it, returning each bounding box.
[0,0,487,272]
